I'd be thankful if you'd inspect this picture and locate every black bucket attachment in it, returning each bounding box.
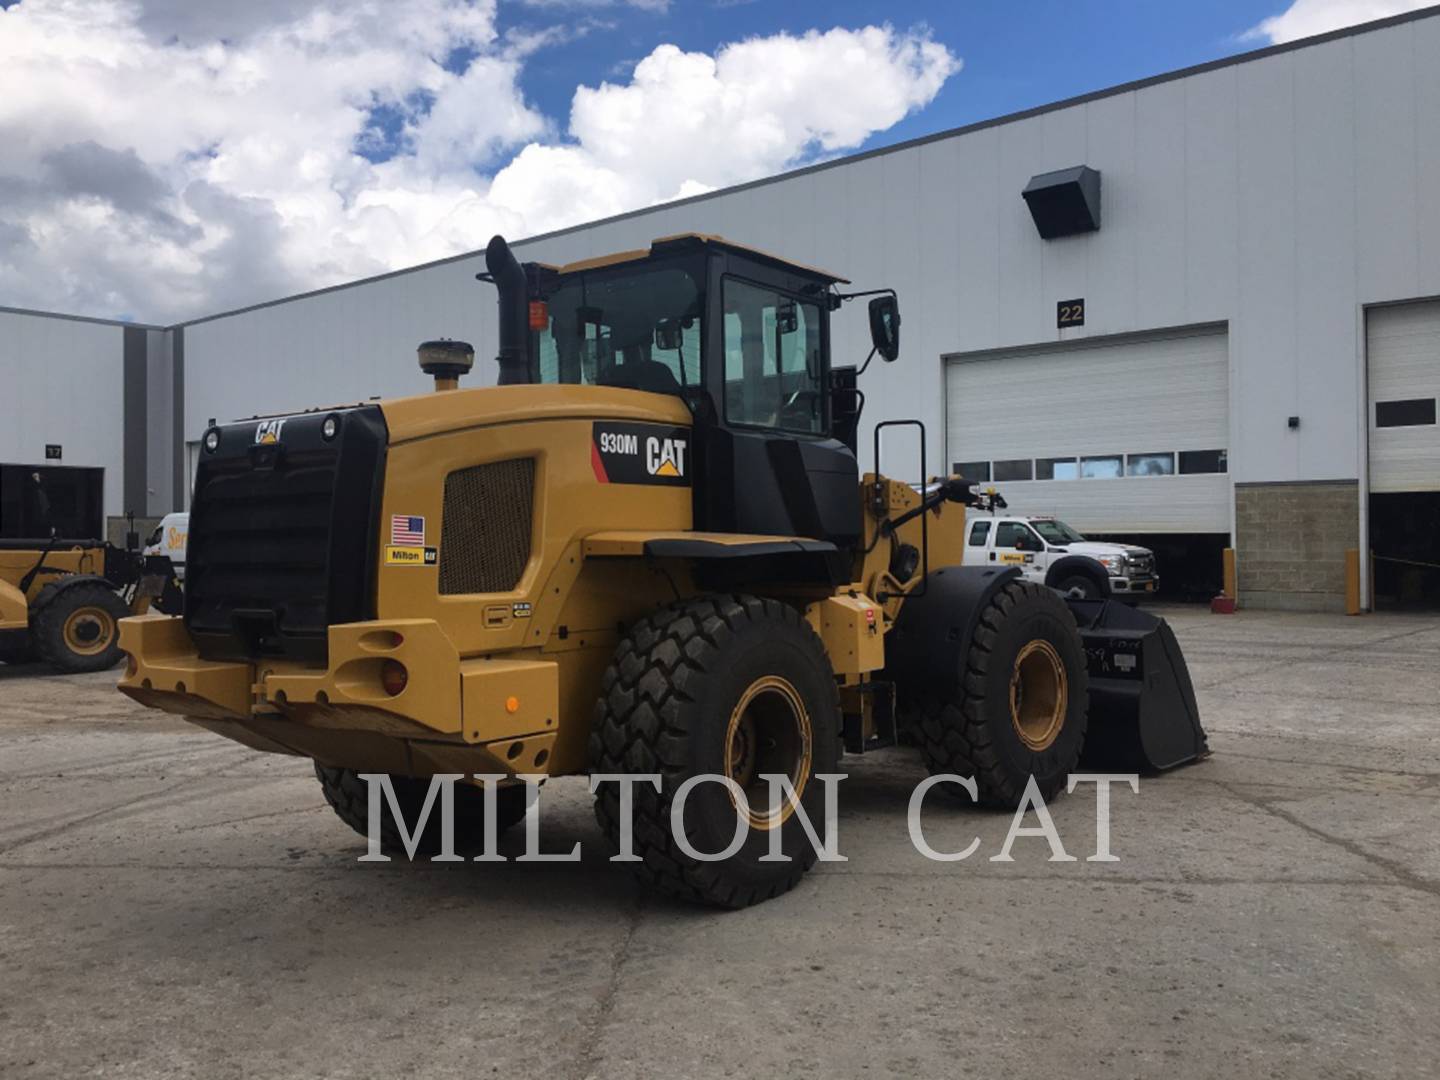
[1066,600,1208,771]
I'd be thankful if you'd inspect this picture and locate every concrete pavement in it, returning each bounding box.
[1,606,1437,1078]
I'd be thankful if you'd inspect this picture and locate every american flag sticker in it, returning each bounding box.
[390,515,425,546]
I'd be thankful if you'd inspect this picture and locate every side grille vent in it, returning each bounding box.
[438,458,535,595]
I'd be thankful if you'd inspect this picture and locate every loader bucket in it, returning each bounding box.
[1065,600,1209,772]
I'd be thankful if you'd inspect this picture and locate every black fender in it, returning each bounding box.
[30,573,117,615]
[595,536,849,590]
[883,565,1021,699]
[1044,555,1112,598]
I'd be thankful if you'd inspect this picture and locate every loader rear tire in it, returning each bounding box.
[590,595,841,909]
[32,580,130,674]
[910,580,1088,807]
[314,765,528,855]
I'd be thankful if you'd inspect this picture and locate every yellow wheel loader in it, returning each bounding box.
[118,234,1206,907]
[2,518,181,673]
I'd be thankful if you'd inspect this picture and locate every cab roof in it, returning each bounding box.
[538,233,850,284]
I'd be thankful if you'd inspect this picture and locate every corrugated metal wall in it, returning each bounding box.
[0,310,126,519]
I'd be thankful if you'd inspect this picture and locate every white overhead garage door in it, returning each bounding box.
[1368,300,1440,493]
[944,325,1230,534]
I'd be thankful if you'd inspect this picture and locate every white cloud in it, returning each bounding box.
[0,2,959,321]
[1243,0,1430,44]
[520,0,670,12]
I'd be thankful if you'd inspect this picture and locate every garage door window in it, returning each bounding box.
[1126,452,1175,476]
[1036,457,1078,480]
[1079,455,1123,479]
[993,459,1033,482]
[1178,449,1228,474]
[954,461,990,482]
[1375,398,1436,428]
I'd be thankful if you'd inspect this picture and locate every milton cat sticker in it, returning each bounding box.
[591,422,690,486]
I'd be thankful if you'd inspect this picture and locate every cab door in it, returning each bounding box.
[963,518,993,567]
[992,520,1045,582]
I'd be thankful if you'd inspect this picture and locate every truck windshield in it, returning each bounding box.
[1032,519,1087,544]
[535,265,703,392]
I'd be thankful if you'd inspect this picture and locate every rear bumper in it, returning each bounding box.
[116,614,560,776]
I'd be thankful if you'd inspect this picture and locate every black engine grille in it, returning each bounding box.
[185,407,386,663]
[438,458,535,595]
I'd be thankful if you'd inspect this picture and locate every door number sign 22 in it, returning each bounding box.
[1057,298,1085,328]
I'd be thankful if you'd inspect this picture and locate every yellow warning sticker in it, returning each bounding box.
[386,545,437,566]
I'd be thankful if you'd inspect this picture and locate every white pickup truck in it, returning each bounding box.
[961,515,1158,599]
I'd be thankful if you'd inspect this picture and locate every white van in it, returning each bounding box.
[143,512,188,582]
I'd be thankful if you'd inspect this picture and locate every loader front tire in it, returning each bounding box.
[314,765,528,855]
[911,580,1089,807]
[590,595,841,908]
[32,580,129,673]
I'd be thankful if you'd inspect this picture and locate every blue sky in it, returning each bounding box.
[502,0,1276,159]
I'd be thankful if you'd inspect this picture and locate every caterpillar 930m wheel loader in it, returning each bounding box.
[117,233,1206,907]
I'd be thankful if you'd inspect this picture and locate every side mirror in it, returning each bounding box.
[868,295,900,362]
[1013,534,1038,552]
[776,299,798,334]
[654,318,683,352]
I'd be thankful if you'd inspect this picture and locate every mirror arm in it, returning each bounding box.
[855,345,880,378]
[831,287,897,304]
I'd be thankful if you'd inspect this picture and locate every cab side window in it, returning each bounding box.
[722,277,824,435]
[968,520,991,546]
[995,522,1036,548]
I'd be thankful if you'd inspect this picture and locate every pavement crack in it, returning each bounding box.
[569,889,645,1080]
[1193,622,1440,691]
[1209,777,1440,901]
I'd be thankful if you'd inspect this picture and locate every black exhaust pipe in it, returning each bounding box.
[485,234,532,386]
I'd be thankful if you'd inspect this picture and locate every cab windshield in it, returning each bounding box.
[1032,519,1087,544]
[534,264,703,393]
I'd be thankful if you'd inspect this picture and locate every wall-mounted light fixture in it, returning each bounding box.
[1022,166,1101,239]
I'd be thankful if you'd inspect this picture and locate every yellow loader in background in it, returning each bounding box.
[2,495,180,672]
[117,233,1206,906]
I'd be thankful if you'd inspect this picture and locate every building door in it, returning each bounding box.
[1367,299,1440,609]
[944,325,1231,599]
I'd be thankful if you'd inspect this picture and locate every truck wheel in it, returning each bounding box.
[590,595,841,908]
[314,765,528,855]
[32,580,130,673]
[911,580,1089,807]
[1055,573,1102,600]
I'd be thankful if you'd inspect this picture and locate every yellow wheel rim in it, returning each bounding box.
[723,675,813,831]
[62,606,115,657]
[1009,639,1068,752]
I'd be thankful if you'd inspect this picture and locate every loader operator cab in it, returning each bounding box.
[485,233,898,555]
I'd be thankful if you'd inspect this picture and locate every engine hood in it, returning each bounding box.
[379,383,692,446]
[1057,541,1152,558]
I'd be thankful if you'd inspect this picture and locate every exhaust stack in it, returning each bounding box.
[417,339,474,392]
[485,235,533,386]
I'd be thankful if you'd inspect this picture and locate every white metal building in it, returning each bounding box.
[3,7,1439,610]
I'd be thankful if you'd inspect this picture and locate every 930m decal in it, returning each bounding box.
[591,422,690,486]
